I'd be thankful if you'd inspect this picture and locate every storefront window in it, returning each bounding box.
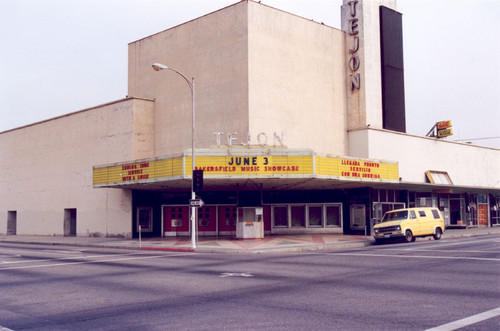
[414,192,438,208]
[467,195,478,227]
[272,204,342,229]
[493,211,500,226]
[326,205,341,226]
[372,202,405,224]
[273,206,288,227]
[492,197,500,226]
[291,206,305,227]
[308,206,323,227]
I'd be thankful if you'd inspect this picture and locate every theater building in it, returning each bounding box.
[1,0,499,238]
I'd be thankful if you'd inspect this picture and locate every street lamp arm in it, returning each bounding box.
[152,63,193,92]
[152,61,197,249]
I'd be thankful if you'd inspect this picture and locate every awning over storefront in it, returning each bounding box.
[425,170,453,185]
[93,148,399,190]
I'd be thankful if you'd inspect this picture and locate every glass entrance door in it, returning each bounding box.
[449,199,465,226]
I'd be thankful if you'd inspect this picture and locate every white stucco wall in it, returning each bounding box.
[128,1,349,156]
[349,128,500,189]
[128,2,249,157]
[0,98,154,236]
[248,2,347,155]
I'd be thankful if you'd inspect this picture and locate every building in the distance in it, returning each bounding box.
[1,0,499,239]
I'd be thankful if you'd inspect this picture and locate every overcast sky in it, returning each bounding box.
[1,0,499,148]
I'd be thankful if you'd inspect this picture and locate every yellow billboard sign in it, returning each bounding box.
[93,157,183,186]
[437,120,452,129]
[187,155,313,176]
[437,128,453,138]
[93,151,399,187]
[316,157,399,181]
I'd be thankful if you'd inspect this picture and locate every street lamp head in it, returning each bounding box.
[152,63,169,71]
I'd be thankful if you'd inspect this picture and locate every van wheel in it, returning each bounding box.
[405,230,414,243]
[433,228,442,240]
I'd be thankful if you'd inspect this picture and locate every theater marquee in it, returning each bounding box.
[93,149,398,187]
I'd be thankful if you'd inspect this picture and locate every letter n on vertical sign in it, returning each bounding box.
[350,73,361,90]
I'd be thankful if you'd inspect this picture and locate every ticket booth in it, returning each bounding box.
[236,207,264,239]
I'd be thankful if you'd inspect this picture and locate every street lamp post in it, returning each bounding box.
[152,63,197,249]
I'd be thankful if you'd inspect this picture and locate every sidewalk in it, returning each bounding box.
[1,227,499,254]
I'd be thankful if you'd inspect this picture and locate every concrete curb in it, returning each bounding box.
[189,240,374,254]
[1,228,498,254]
[141,246,195,253]
[0,237,373,254]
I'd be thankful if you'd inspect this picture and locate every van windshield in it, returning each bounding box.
[382,210,408,222]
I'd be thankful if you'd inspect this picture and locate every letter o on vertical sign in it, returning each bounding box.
[349,56,360,71]
[257,132,268,145]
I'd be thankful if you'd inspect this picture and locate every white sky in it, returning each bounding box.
[1,0,499,148]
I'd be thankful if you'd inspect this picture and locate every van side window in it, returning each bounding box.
[410,211,416,219]
[431,209,440,219]
[418,210,426,217]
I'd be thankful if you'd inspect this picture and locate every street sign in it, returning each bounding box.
[437,120,452,129]
[438,128,453,138]
[189,199,204,207]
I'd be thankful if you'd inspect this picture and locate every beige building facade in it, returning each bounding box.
[1,1,499,238]
[128,1,348,156]
[0,98,153,236]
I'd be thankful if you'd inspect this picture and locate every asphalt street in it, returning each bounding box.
[1,235,499,330]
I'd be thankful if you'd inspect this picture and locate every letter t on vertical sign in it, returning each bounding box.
[193,169,204,193]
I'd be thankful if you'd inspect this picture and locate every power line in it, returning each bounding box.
[454,136,500,142]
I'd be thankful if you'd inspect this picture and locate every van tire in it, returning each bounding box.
[405,230,414,243]
[433,228,442,240]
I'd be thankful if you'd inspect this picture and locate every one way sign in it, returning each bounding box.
[189,199,204,208]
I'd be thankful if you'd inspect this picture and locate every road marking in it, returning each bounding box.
[0,253,186,271]
[425,306,500,331]
[0,254,22,263]
[220,272,254,278]
[0,252,146,265]
[329,252,500,262]
[401,249,500,254]
[403,237,496,250]
[42,249,83,254]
